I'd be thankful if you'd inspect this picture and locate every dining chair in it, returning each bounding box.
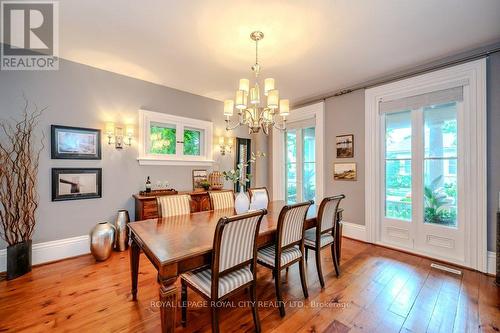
[209,190,235,210]
[304,194,345,288]
[156,194,191,217]
[256,200,313,317]
[180,209,267,333]
[248,187,269,210]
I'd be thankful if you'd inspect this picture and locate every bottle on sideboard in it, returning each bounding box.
[145,176,152,193]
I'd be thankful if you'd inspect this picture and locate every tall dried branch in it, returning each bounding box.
[0,99,44,246]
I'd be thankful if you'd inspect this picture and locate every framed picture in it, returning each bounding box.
[51,125,101,159]
[336,134,354,158]
[52,168,102,201]
[334,162,357,181]
[192,169,208,191]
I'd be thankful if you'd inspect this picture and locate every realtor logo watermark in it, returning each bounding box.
[1,0,58,70]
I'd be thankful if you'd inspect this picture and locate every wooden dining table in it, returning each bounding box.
[128,200,343,333]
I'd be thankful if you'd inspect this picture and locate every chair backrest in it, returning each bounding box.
[211,209,267,298]
[277,200,314,249]
[209,191,234,210]
[248,187,269,210]
[156,194,191,218]
[317,194,345,234]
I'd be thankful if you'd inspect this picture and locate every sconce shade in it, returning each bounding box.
[267,89,279,109]
[218,136,225,145]
[264,78,275,96]
[279,99,290,116]
[125,125,134,137]
[105,122,115,136]
[239,79,250,93]
[224,100,234,116]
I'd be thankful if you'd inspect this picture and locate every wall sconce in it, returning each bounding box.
[218,136,233,155]
[105,122,134,149]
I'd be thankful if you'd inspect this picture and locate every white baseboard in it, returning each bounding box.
[487,251,497,275]
[342,221,367,242]
[0,235,90,273]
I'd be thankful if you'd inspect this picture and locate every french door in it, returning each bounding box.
[382,100,465,262]
[285,121,316,204]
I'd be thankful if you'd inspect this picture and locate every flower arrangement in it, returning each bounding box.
[223,151,265,190]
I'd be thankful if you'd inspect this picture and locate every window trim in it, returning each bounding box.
[365,59,487,271]
[137,109,214,166]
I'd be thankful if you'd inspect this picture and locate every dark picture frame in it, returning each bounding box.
[52,168,102,201]
[51,125,101,160]
[235,137,251,192]
[336,134,354,158]
[192,169,208,191]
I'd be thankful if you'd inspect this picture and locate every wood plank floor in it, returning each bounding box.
[0,238,498,332]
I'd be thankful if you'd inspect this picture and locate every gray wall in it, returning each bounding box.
[487,53,500,252]
[324,90,365,225]
[0,58,267,249]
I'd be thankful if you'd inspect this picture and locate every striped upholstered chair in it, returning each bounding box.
[257,200,313,317]
[180,209,267,333]
[248,187,269,209]
[208,190,234,210]
[156,194,191,218]
[304,194,345,288]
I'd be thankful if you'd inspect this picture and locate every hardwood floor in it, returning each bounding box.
[0,238,498,332]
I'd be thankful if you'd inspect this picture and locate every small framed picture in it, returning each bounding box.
[334,163,357,181]
[52,168,102,201]
[336,134,354,158]
[51,125,101,160]
[192,169,208,191]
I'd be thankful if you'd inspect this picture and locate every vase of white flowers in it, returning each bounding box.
[223,152,265,214]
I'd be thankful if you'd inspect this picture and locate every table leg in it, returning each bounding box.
[130,238,140,301]
[159,277,177,333]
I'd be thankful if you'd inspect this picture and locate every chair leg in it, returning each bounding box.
[305,247,309,262]
[298,259,309,299]
[249,284,261,333]
[211,306,220,333]
[274,268,286,317]
[315,247,325,288]
[181,280,187,327]
[331,243,340,277]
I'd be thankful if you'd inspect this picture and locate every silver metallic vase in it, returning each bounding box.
[90,222,116,261]
[114,209,130,251]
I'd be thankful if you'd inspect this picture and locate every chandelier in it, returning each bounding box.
[223,31,289,135]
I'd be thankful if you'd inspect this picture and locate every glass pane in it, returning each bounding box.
[386,111,412,159]
[385,159,412,220]
[424,159,457,227]
[303,162,315,201]
[424,103,458,227]
[183,128,201,156]
[303,127,315,162]
[150,123,176,154]
[286,163,297,204]
[424,102,457,158]
[286,130,297,163]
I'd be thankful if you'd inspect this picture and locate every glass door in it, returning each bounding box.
[381,100,465,261]
[285,124,316,204]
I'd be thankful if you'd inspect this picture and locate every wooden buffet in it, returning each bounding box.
[133,190,232,220]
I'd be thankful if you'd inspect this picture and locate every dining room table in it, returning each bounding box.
[128,200,343,333]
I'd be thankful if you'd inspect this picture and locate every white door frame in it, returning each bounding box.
[272,101,325,202]
[365,59,487,272]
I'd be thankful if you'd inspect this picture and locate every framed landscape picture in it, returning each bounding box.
[334,162,357,181]
[51,125,101,159]
[336,134,354,158]
[52,168,102,201]
[192,169,208,191]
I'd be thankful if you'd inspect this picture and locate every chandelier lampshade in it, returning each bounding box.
[223,31,289,135]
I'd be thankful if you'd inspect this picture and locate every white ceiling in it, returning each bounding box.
[60,0,500,103]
